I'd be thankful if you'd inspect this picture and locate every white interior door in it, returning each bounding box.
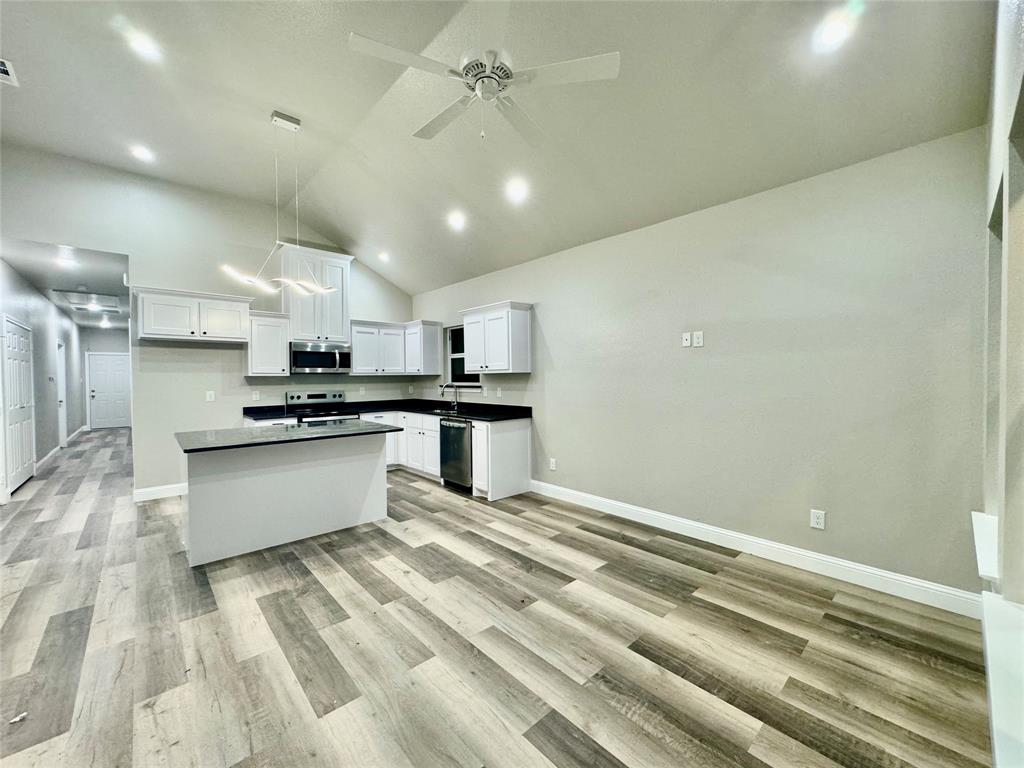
[89,353,131,429]
[57,341,68,446]
[4,319,35,492]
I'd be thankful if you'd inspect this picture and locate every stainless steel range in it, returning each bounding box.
[285,390,358,426]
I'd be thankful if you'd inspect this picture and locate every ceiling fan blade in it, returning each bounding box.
[413,95,476,139]
[348,32,462,80]
[513,51,620,88]
[494,96,544,146]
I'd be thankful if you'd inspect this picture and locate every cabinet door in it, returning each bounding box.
[248,316,289,375]
[423,429,440,476]
[351,325,380,374]
[472,422,489,492]
[484,310,510,371]
[199,299,248,340]
[406,429,424,470]
[380,328,406,373]
[288,252,322,340]
[463,313,486,372]
[140,293,198,338]
[397,414,408,464]
[321,259,350,342]
[404,326,422,373]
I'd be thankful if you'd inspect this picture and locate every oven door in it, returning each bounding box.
[290,342,352,374]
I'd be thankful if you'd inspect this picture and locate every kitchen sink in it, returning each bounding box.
[432,409,462,416]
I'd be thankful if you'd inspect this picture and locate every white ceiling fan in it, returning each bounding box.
[348,32,620,145]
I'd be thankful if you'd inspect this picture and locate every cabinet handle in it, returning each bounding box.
[281,368,286,372]
[190,331,196,335]
[202,331,207,335]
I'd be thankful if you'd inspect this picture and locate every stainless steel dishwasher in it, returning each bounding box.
[440,417,472,489]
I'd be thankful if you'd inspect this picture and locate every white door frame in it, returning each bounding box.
[85,351,131,429]
[2,315,36,500]
[57,340,68,447]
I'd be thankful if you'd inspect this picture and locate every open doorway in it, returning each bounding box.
[1,238,130,501]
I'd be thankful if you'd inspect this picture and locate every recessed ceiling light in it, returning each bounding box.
[86,302,102,312]
[812,1,864,54]
[378,251,390,263]
[130,144,155,163]
[111,16,163,63]
[505,176,529,205]
[99,317,112,329]
[447,209,467,232]
[128,31,162,63]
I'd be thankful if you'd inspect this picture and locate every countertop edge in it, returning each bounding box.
[177,424,402,454]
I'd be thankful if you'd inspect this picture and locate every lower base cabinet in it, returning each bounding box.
[370,412,440,477]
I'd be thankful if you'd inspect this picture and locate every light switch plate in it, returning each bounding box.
[496,387,502,398]
[693,331,704,348]
[205,391,215,402]
[251,390,260,401]
[682,332,692,348]
[408,385,414,393]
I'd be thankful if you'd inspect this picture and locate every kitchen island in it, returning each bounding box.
[175,419,401,566]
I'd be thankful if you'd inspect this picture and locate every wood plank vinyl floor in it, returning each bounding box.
[0,429,990,767]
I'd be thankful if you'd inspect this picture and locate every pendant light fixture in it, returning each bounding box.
[220,111,336,295]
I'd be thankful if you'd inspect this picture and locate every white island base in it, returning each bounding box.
[182,433,388,566]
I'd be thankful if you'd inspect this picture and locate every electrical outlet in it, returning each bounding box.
[359,386,365,395]
[481,386,488,397]
[682,332,692,348]
[496,387,502,398]
[810,509,827,530]
[251,390,260,401]
[408,385,414,393]
[549,458,558,471]
[693,331,704,348]
[205,391,215,402]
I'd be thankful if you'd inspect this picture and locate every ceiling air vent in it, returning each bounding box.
[0,59,19,87]
[56,292,122,313]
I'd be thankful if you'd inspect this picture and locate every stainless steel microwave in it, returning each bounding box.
[290,341,352,374]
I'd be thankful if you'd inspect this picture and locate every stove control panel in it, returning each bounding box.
[285,390,347,403]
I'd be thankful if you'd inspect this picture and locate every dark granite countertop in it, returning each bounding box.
[176,419,401,454]
[242,398,532,423]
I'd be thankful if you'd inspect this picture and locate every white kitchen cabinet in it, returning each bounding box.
[423,428,440,476]
[137,288,251,342]
[350,320,441,375]
[351,324,382,374]
[380,328,406,373]
[199,299,248,341]
[471,421,489,493]
[403,321,442,375]
[406,426,424,470]
[362,412,398,464]
[279,243,353,343]
[469,418,531,501]
[247,312,290,376]
[459,301,532,373]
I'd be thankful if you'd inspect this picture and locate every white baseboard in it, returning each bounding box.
[67,425,88,443]
[530,479,982,619]
[133,482,188,503]
[34,445,60,473]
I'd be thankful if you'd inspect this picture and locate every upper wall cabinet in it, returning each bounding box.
[351,320,442,376]
[459,301,532,373]
[137,288,251,342]
[278,243,353,343]
[247,312,290,376]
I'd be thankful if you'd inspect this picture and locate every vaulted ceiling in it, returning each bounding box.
[1,1,995,294]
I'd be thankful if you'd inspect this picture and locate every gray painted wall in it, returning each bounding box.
[0,143,413,490]
[413,128,987,592]
[1,259,87,465]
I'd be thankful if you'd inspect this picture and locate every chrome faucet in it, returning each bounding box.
[439,382,459,411]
